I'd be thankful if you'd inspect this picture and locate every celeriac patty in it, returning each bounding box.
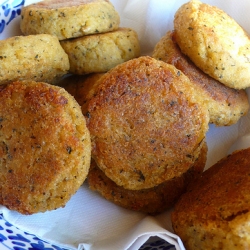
[20,0,120,40]
[86,56,209,190]
[60,28,141,75]
[172,147,250,250]
[0,34,69,84]
[152,31,249,126]
[88,141,207,214]
[0,80,91,214]
[174,0,250,89]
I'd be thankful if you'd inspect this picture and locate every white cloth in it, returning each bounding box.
[1,0,250,249]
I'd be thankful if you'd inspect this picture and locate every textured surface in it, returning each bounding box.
[152,31,249,126]
[20,0,120,40]
[88,141,207,214]
[0,34,69,84]
[174,0,250,89]
[86,56,209,190]
[60,28,141,74]
[172,147,250,250]
[0,80,91,214]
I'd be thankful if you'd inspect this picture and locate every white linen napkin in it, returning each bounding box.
[1,0,250,249]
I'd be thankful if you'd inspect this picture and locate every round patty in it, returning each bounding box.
[86,56,209,190]
[0,80,91,214]
[20,0,120,40]
[60,28,141,75]
[0,34,69,84]
[171,147,250,250]
[88,140,207,214]
[152,31,249,126]
[174,0,250,89]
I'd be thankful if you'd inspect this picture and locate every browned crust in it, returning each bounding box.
[152,31,249,126]
[88,141,207,214]
[86,56,209,190]
[171,147,250,249]
[0,80,91,214]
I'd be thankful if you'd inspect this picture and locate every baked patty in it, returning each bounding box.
[172,147,250,250]
[174,0,250,89]
[60,28,141,75]
[152,31,249,126]
[86,56,209,190]
[88,140,207,214]
[0,34,69,84]
[20,0,120,40]
[0,80,91,214]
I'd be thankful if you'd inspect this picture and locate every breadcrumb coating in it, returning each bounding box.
[152,31,249,126]
[0,80,91,214]
[86,56,209,190]
[172,147,250,250]
[88,141,207,214]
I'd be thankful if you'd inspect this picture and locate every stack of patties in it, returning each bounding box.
[152,2,249,126]
[72,56,210,214]
[0,0,142,215]
[162,0,250,248]
[20,0,141,75]
[74,0,249,215]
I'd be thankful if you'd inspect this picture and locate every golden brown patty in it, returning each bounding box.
[0,80,91,214]
[59,73,104,110]
[152,31,249,126]
[0,34,69,85]
[20,0,120,40]
[174,0,250,89]
[86,56,209,190]
[88,141,207,214]
[60,28,141,75]
[171,147,250,250]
